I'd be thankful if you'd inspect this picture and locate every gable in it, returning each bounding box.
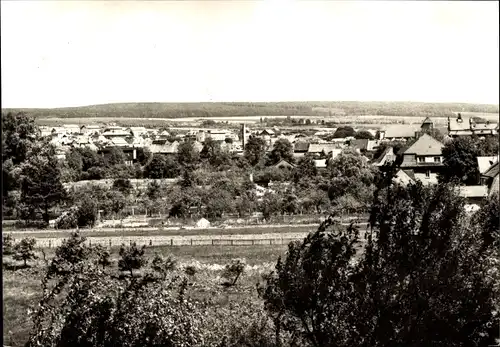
[404,134,443,156]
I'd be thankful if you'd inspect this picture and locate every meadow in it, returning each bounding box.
[2,244,288,347]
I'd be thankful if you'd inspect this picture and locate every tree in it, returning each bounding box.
[20,142,66,224]
[262,217,360,347]
[421,127,445,142]
[355,130,374,140]
[440,136,482,185]
[95,245,112,270]
[293,156,318,183]
[106,147,127,166]
[144,154,181,179]
[145,154,174,179]
[77,196,98,227]
[333,126,356,138]
[118,243,147,277]
[177,140,200,166]
[13,237,37,266]
[1,112,39,165]
[200,138,232,168]
[204,187,234,220]
[244,136,267,166]
[145,180,159,200]
[222,258,246,286]
[65,148,84,178]
[151,253,177,279]
[327,149,376,211]
[266,138,294,166]
[263,183,499,346]
[3,234,15,255]
[135,147,153,166]
[112,178,133,195]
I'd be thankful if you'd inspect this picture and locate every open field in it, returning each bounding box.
[2,244,289,347]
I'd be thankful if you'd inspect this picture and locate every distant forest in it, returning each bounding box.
[2,101,499,119]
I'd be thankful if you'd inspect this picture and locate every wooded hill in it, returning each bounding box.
[3,101,499,119]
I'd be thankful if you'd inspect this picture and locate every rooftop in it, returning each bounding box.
[404,133,443,156]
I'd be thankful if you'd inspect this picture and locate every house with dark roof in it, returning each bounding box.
[293,142,310,158]
[456,185,490,205]
[149,140,179,156]
[420,117,434,131]
[481,161,499,196]
[393,169,416,186]
[378,124,420,142]
[372,146,396,167]
[448,113,498,137]
[308,144,343,158]
[80,125,101,135]
[274,159,296,170]
[400,134,444,185]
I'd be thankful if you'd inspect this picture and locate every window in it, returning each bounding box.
[434,156,441,163]
[417,156,425,163]
[425,170,430,178]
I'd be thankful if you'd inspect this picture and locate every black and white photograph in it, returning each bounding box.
[1,1,499,346]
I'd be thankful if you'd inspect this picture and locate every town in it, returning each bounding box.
[2,1,499,346]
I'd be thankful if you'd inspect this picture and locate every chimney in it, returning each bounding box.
[241,123,247,150]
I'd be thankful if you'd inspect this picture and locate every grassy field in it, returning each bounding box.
[2,244,288,347]
[4,101,499,121]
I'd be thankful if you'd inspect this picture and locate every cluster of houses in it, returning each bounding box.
[372,113,498,210]
[42,112,498,209]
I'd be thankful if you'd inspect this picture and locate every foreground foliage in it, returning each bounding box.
[263,183,499,346]
[23,185,500,347]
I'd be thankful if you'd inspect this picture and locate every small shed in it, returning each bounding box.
[196,218,210,229]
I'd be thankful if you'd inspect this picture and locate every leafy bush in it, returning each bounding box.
[222,258,246,286]
[13,238,37,266]
[118,243,147,277]
[55,206,79,229]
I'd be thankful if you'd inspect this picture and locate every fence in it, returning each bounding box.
[34,236,307,249]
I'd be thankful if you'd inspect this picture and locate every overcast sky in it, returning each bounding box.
[1,1,498,108]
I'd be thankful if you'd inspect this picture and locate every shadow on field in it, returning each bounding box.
[2,262,32,272]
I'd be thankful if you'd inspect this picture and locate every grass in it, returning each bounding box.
[2,243,288,346]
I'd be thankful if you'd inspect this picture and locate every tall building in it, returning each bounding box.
[241,124,248,149]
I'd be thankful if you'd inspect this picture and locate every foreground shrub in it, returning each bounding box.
[222,258,246,286]
[263,183,499,346]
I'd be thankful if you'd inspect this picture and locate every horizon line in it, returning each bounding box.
[3,99,499,110]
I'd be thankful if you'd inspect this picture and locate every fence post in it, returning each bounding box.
[212,239,214,246]
[149,239,152,246]
[171,239,173,246]
[190,239,193,246]
[109,239,111,248]
[48,240,51,248]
